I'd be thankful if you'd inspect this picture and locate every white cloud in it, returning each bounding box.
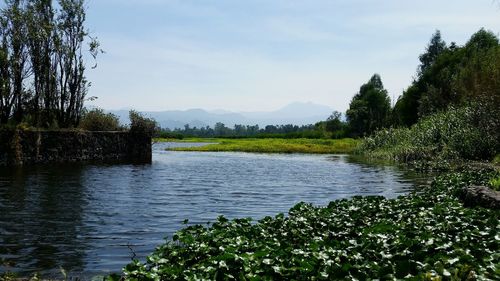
[85,0,500,112]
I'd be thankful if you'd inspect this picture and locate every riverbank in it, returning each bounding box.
[120,168,499,280]
[156,138,359,154]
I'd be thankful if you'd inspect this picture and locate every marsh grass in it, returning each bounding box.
[357,106,499,166]
[154,137,218,143]
[163,138,359,154]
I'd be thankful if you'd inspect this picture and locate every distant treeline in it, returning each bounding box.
[0,0,99,129]
[157,109,348,139]
[157,123,327,139]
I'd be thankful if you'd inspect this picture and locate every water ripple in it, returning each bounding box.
[0,142,427,278]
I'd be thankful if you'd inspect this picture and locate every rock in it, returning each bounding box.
[460,186,500,210]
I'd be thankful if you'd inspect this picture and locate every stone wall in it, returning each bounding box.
[0,129,151,166]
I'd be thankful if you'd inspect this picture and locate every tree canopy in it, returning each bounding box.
[346,74,391,137]
[392,28,500,127]
[0,0,99,128]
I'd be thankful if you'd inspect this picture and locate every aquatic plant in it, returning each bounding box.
[119,169,499,280]
[166,138,359,154]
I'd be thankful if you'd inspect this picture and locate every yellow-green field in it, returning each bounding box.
[157,138,359,154]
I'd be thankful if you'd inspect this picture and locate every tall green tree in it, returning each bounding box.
[0,0,29,124]
[393,28,499,126]
[393,30,448,126]
[0,0,99,127]
[55,0,97,127]
[418,30,447,76]
[26,0,57,126]
[346,74,391,137]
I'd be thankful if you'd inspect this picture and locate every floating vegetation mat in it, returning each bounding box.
[167,138,359,154]
[118,170,499,280]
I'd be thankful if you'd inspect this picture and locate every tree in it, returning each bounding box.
[55,0,91,127]
[418,30,447,76]
[0,0,29,124]
[214,122,228,136]
[346,74,391,137]
[393,29,499,126]
[26,0,57,127]
[0,0,99,128]
[325,111,343,133]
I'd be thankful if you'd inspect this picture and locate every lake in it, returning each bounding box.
[0,142,426,278]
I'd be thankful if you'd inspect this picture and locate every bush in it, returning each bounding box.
[489,176,500,191]
[79,108,122,131]
[358,105,499,163]
[129,110,157,136]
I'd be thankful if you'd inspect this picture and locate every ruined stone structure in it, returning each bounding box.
[0,129,151,166]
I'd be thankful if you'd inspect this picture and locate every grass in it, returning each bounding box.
[159,138,359,154]
[357,106,498,167]
[154,137,218,143]
[118,169,500,280]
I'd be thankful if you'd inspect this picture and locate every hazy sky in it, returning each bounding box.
[84,0,500,112]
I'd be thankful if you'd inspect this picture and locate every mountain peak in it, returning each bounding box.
[108,101,334,129]
[276,102,333,117]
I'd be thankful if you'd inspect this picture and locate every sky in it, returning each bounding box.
[84,0,500,112]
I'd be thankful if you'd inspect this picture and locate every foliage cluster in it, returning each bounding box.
[338,29,500,138]
[358,105,499,164]
[167,138,359,154]
[129,110,158,137]
[118,169,499,280]
[78,108,121,131]
[393,29,500,127]
[0,0,100,129]
[346,74,391,137]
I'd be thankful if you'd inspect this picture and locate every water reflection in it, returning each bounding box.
[0,165,89,276]
[0,145,428,278]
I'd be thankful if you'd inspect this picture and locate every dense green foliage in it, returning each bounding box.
[346,74,391,137]
[0,0,100,128]
[130,110,158,136]
[165,138,358,154]
[119,169,499,280]
[356,29,500,167]
[358,105,499,165]
[78,108,121,131]
[393,29,500,127]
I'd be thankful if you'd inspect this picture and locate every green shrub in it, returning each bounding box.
[489,176,500,191]
[358,105,499,163]
[129,110,157,136]
[79,108,122,131]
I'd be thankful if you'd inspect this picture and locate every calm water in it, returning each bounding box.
[0,142,426,278]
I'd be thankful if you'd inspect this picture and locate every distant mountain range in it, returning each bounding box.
[109,102,334,129]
